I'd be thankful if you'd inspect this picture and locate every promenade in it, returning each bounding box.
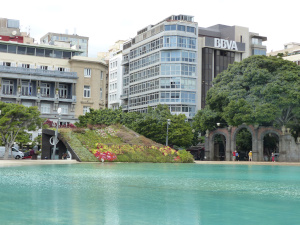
[0,159,79,167]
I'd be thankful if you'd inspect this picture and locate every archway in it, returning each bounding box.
[263,132,279,161]
[235,128,252,161]
[213,134,226,161]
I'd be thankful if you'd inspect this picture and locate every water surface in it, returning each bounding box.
[0,163,299,225]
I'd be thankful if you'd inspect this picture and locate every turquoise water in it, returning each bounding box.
[0,163,300,225]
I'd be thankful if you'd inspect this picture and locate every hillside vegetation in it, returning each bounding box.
[59,124,194,163]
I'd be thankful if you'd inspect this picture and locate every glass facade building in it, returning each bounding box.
[121,15,198,118]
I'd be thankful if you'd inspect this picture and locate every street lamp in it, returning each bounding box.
[166,119,171,146]
[52,108,61,160]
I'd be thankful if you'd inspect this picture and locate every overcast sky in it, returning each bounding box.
[1,0,299,57]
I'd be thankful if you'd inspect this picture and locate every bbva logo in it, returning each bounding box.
[214,38,238,51]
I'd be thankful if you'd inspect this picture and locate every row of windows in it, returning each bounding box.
[109,94,117,102]
[129,37,163,60]
[1,61,70,72]
[123,76,129,87]
[164,36,196,49]
[129,93,160,107]
[109,71,118,80]
[161,63,196,76]
[1,79,102,99]
[160,91,196,103]
[160,77,196,90]
[130,65,160,83]
[0,44,79,59]
[110,61,118,69]
[130,79,159,95]
[109,83,117,91]
[129,52,160,71]
[161,50,196,62]
[252,49,266,56]
[129,104,195,115]
[41,103,69,114]
[165,25,196,34]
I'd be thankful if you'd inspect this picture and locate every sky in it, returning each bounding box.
[1,0,299,57]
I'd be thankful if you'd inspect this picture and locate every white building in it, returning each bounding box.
[108,40,126,109]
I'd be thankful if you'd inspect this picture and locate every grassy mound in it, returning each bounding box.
[59,124,194,163]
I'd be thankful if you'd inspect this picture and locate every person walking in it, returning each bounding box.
[232,150,236,161]
[235,151,239,161]
[248,151,253,161]
[271,152,275,162]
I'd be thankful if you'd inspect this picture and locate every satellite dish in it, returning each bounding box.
[12,30,17,36]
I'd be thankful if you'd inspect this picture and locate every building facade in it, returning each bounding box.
[40,32,89,57]
[120,15,267,117]
[197,24,267,109]
[267,42,300,66]
[108,40,125,109]
[0,40,107,125]
[121,15,198,118]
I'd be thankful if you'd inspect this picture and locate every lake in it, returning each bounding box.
[0,163,299,224]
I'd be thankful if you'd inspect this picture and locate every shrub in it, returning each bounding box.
[177,150,194,163]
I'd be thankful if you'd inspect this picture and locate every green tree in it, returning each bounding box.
[0,103,43,159]
[205,55,300,128]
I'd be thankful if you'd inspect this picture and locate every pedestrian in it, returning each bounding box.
[232,150,236,161]
[235,151,239,161]
[271,152,275,162]
[248,151,253,161]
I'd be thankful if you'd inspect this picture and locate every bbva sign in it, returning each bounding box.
[214,38,238,51]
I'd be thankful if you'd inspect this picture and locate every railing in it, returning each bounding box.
[0,65,77,78]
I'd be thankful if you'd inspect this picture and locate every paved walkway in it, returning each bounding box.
[0,159,79,167]
[194,160,300,166]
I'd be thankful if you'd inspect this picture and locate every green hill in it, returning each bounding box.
[59,124,193,163]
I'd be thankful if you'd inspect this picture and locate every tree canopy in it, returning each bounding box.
[194,55,300,131]
[0,102,43,159]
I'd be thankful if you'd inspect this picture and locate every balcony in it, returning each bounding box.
[0,65,78,79]
[120,93,129,100]
[122,58,129,65]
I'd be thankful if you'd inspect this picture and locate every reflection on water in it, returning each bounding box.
[0,163,300,224]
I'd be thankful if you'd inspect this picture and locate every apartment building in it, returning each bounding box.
[40,32,89,57]
[121,15,198,118]
[267,42,300,66]
[121,15,267,116]
[108,40,126,109]
[0,40,107,124]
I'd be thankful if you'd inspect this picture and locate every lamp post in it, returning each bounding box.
[52,108,61,160]
[166,119,171,146]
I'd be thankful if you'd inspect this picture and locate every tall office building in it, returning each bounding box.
[121,15,267,115]
[121,15,198,118]
[197,24,267,109]
[40,32,89,57]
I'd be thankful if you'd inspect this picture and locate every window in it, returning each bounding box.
[59,105,68,114]
[22,64,30,69]
[187,26,195,33]
[41,103,51,113]
[101,71,103,80]
[84,68,91,77]
[57,67,65,72]
[2,80,14,95]
[21,81,32,96]
[41,83,51,97]
[59,84,68,98]
[40,65,48,70]
[83,106,90,114]
[100,88,103,99]
[165,25,176,31]
[84,85,91,98]
[22,102,33,107]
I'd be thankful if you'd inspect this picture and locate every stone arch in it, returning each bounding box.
[206,128,230,161]
[258,127,282,161]
[211,131,228,161]
[231,125,255,160]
